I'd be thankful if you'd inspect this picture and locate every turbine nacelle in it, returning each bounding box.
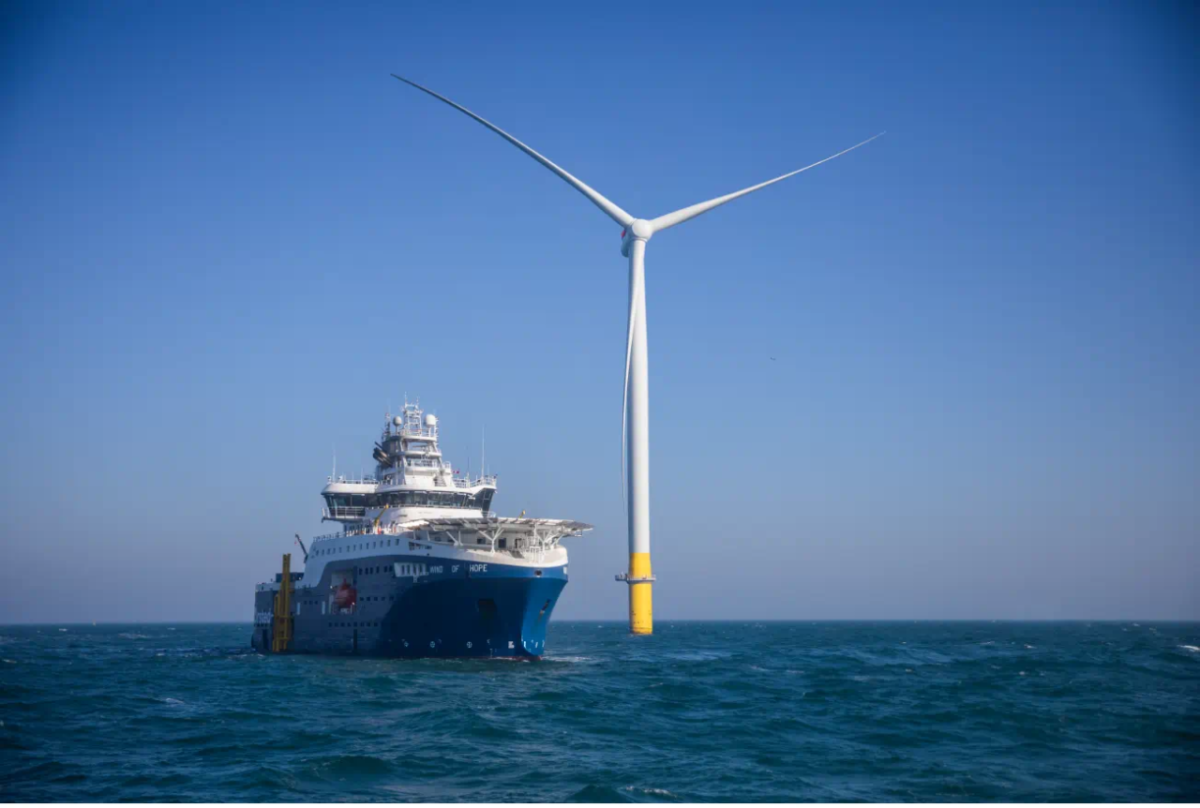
[619,219,654,257]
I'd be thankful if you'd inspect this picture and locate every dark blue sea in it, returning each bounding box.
[1,622,1197,802]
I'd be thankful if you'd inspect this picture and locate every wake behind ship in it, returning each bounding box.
[252,401,591,658]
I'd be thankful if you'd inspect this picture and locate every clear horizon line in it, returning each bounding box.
[2,617,1197,627]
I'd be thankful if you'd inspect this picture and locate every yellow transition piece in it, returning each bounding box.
[629,552,653,635]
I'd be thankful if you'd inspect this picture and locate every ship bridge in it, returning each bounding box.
[321,476,379,521]
[321,401,498,523]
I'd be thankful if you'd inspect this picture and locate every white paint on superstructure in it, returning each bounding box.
[256,401,590,590]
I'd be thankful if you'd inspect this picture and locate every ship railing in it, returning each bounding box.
[325,476,379,486]
[310,531,344,541]
[453,475,497,489]
[306,515,581,558]
[309,512,501,542]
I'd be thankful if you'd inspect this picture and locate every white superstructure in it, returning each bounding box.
[298,401,589,589]
[321,401,497,527]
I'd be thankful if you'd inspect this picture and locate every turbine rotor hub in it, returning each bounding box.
[621,219,653,256]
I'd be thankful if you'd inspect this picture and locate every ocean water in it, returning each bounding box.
[0,622,1197,802]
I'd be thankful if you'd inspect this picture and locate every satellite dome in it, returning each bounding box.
[425,414,438,427]
[393,415,403,426]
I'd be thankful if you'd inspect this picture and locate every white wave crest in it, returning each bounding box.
[624,785,677,798]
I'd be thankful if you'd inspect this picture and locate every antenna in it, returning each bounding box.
[481,425,486,480]
[332,444,336,480]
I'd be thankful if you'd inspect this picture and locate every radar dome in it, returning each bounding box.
[393,415,403,426]
[425,414,438,427]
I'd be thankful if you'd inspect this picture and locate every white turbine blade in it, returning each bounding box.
[648,132,885,233]
[392,74,634,228]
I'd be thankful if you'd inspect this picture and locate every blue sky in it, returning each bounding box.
[1,1,1196,622]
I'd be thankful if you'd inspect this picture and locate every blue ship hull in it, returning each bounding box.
[252,555,566,659]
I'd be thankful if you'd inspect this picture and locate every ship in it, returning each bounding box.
[251,400,591,658]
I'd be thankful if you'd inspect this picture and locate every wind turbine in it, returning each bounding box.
[391,74,882,635]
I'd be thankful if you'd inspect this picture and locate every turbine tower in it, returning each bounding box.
[392,74,881,635]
